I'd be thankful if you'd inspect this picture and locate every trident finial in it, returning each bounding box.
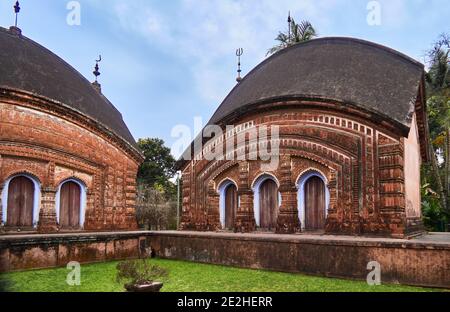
[93,55,102,82]
[14,1,21,28]
[236,48,244,83]
[287,11,292,45]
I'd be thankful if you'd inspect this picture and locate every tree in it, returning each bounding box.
[422,33,450,231]
[136,138,178,230]
[267,16,317,56]
[135,184,177,231]
[137,138,176,190]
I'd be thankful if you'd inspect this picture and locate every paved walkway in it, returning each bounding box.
[1,230,449,245]
[414,232,450,242]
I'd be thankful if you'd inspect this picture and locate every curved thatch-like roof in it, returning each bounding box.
[177,37,427,169]
[0,27,138,150]
[210,37,424,128]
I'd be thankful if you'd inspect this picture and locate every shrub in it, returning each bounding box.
[136,183,178,230]
[116,259,168,286]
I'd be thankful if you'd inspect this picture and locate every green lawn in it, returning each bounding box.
[0,259,443,292]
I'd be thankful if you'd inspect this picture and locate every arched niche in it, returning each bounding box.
[55,178,87,229]
[297,170,330,231]
[217,179,238,229]
[1,174,41,228]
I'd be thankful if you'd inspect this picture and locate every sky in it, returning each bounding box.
[0,0,449,157]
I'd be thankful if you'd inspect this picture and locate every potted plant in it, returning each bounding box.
[116,259,168,292]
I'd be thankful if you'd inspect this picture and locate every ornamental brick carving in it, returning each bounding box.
[276,155,300,234]
[0,91,142,234]
[235,162,256,233]
[179,104,425,238]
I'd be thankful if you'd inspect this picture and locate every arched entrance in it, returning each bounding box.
[252,174,280,231]
[218,179,238,230]
[59,181,81,229]
[297,170,330,231]
[259,179,279,229]
[6,176,35,227]
[224,184,238,229]
[304,176,326,230]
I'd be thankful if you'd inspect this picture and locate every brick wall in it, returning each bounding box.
[0,91,141,233]
[149,231,450,289]
[180,102,424,238]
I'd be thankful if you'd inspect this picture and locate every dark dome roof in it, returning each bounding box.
[209,37,424,129]
[0,27,137,149]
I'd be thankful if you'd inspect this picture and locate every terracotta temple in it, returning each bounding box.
[176,37,430,238]
[0,26,143,234]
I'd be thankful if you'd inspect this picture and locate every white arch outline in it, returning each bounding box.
[1,174,41,228]
[217,179,238,229]
[251,172,280,190]
[55,178,87,228]
[296,169,330,230]
[252,173,281,227]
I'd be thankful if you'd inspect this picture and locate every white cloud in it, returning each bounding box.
[113,2,169,43]
[379,0,409,28]
[110,0,339,106]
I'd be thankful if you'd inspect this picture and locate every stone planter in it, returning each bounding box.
[125,282,163,293]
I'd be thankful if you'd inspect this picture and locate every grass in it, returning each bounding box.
[0,259,444,292]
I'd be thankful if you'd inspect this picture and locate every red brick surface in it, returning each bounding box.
[0,90,141,233]
[1,231,448,289]
[180,102,425,238]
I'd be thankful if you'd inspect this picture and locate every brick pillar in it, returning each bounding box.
[83,190,98,230]
[38,187,58,233]
[276,155,300,234]
[235,161,256,233]
[206,180,220,231]
[179,167,194,230]
[378,134,407,238]
[325,170,339,233]
[125,169,138,230]
[0,155,3,229]
[0,183,4,232]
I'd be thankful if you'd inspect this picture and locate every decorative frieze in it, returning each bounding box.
[38,187,57,233]
[180,107,419,238]
[0,94,141,234]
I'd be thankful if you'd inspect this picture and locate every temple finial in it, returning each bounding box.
[92,55,102,93]
[287,11,292,45]
[9,1,22,35]
[14,1,20,28]
[93,55,102,82]
[236,48,244,83]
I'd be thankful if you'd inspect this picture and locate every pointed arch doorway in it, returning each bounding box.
[218,179,238,230]
[7,176,35,227]
[259,179,279,229]
[304,176,326,230]
[224,184,238,229]
[253,174,280,231]
[59,181,81,229]
[297,171,330,232]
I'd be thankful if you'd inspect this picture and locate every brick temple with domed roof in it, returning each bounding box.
[0,26,143,234]
[176,37,430,238]
[0,25,448,290]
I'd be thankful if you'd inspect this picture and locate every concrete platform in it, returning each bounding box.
[0,231,449,289]
[148,231,450,289]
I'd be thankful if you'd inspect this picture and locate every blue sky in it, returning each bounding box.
[0,0,448,157]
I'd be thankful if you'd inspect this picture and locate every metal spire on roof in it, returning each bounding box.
[236,48,243,83]
[14,1,20,28]
[92,55,102,93]
[93,55,102,82]
[287,11,292,45]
